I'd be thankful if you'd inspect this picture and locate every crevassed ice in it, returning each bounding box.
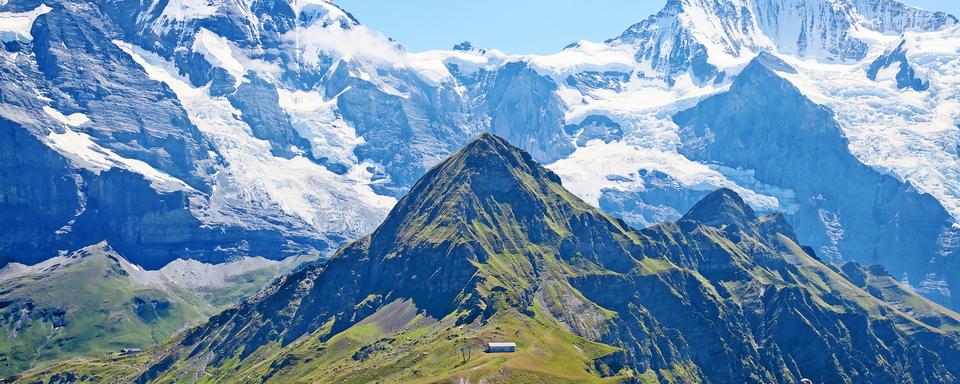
[113,40,395,237]
[778,29,960,222]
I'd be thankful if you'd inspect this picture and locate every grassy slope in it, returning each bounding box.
[0,246,220,378]
[18,136,651,383]
[17,135,960,383]
[0,245,311,378]
[32,307,629,384]
[226,308,623,384]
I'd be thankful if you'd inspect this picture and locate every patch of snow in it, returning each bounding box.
[154,0,219,32]
[44,115,194,193]
[192,28,247,86]
[0,4,51,43]
[42,106,89,127]
[917,273,952,298]
[817,208,845,261]
[291,0,354,28]
[937,226,960,258]
[410,48,510,80]
[524,41,638,79]
[285,23,402,68]
[283,23,454,87]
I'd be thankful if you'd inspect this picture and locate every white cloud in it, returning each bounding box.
[282,24,454,86]
[284,24,405,67]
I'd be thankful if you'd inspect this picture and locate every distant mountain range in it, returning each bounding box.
[3,0,960,378]
[2,0,958,311]
[21,133,960,383]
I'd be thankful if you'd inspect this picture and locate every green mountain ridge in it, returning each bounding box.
[21,133,960,383]
[0,243,214,378]
[0,242,313,378]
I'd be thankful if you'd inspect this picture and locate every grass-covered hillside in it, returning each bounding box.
[21,133,960,383]
[0,242,314,378]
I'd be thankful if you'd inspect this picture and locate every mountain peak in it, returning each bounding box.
[370,132,569,253]
[608,0,954,81]
[456,132,542,172]
[452,41,486,54]
[680,188,757,229]
[156,133,644,361]
[749,52,797,74]
[462,131,512,153]
[428,132,562,193]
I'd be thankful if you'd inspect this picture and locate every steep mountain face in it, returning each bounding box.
[23,134,960,383]
[457,61,574,163]
[1,0,349,267]
[672,53,960,308]
[140,133,621,370]
[752,0,954,59]
[605,0,764,83]
[543,0,960,310]
[0,0,579,269]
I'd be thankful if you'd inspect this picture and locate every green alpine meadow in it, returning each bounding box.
[18,134,960,383]
[0,243,314,378]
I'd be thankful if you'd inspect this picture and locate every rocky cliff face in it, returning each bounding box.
[0,122,80,265]
[867,39,929,91]
[24,134,960,383]
[0,0,335,267]
[673,53,960,308]
[0,0,580,269]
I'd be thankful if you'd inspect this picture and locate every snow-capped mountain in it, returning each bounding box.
[1,0,445,268]
[1,0,959,309]
[604,0,956,83]
[542,0,960,308]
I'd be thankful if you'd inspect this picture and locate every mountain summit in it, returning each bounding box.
[26,133,960,384]
[606,0,956,81]
[680,188,757,229]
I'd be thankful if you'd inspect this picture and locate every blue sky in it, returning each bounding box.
[337,0,960,55]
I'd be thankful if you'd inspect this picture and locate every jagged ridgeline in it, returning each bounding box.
[23,134,960,383]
